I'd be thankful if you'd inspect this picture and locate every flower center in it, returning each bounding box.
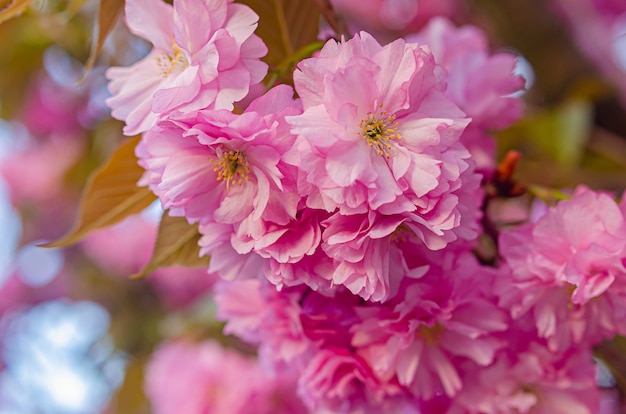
[359,104,401,158]
[418,323,444,345]
[156,43,189,77]
[211,148,250,191]
[391,224,415,243]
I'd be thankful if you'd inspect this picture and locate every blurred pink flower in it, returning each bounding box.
[149,266,216,309]
[330,0,460,42]
[498,186,626,350]
[450,334,601,414]
[0,271,68,315]
[0,136,84,206]
[0,133,84,242]
[409,18,525,173]
[144,339,305,414]
[19,75,85,137]
[213,278,266,344]
[411,18,525,130]
[217,279,313,366]
[106,0,268,135]
[81,214,156,276]
[299,348,403,413]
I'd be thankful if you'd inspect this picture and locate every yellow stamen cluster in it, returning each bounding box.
[156,43,189,77]
[391,224,415,243]
[418,323,444,345]
[211,148,250,191]
[359,103,401,158]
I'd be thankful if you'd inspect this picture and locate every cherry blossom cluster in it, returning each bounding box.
[104,0,626,412]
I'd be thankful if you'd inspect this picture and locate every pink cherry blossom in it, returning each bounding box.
[144,339,305,414]
[0,135,84,206]
[264,247,335,292]
[450,332,601,414]
[330,0,460,42]
[408,18,525,172]
[81,214,156,276]
[320,210,429,301]
[498,186,626,350]
[233,206,326,265]
[287,32,479,251]
[214,248,510,410]
[198,221,267,282]
[136,85,303,268]
[214,278,406,411]
[298,348,404,413]
[410,17,525,130]
[19,74,85,137]
[215,279,313,366]
[350,250,508,401]
[106,0,268,135]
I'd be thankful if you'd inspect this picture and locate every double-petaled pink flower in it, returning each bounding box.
[450,328,601,414]
[144,339,306,414]
[136,85,303,270]
[351,250,508,401]
[106,0,268,135]
[287,32,479,251]
[409,17,526,172]
[498,186,626,351]
[214,248,510,411]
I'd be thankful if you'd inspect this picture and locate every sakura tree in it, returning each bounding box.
[0,0,625,412]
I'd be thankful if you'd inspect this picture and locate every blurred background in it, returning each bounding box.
[0,0,625,412]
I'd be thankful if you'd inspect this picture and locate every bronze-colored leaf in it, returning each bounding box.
[84,0,125,74]
[595,336,626,394]
[239,0,321,82]
[103,355,150,414]
[0,0,32,24]
[132,213,210,279]
[44,135,156,247]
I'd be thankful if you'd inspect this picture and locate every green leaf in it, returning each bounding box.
[499,100,592,169]
[549,100,592,168]
[83,0,125,74]
[44,136,156,247]
[239,0,321,83]
[132,213,210,279]
[0,0,33,24]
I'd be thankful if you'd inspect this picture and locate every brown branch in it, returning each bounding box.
[311,0,349,39]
